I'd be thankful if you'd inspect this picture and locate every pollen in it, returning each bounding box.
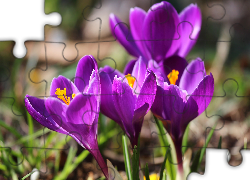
[55,88,75,105]
[167,69,179,85]
[125,74,136,88]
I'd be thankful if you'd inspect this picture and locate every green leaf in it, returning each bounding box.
[10,169,18,180]
[218,136,222,149]
[132,146,140,180]
[122,135,132,180]
[154,115,177,180]
[182,124,190,154]
[26,111,35,162]
[191,123,217,172]
[144,163,150,180]
[159,148,169,180]
[99,113,107,134]
[55,148,61,175]
[244,137,247,150]
[190,149,201,172]
[54,150,90,180]
[11,128,51,146]
[199,125,217,165]
[162,170,167,180]
[0,120,22,139]
[27,111,34,137]
[21,170,36,180]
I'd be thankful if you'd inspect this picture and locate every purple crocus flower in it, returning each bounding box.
[109,1,201,63]
[24,55,109,179]
[151,57,214,173]
[99,57,157,147]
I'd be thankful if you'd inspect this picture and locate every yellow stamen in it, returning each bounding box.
[125,74,136,88]
[144,174,159,180]
[167,69,179,85]
[55,88,75,105]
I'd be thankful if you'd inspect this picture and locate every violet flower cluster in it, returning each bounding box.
[109,0,213,173]
[24,1,214,179]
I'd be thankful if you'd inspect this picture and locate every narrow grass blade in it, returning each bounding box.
[54,150,90,180]
[64,146,77,168]
[244,137,247,149]
[10,169,18,180]
[154,115,176,180]
[21,171,33,180]
[0,120,22,139]
[218,136,222,149]
[199,125,216,165]
[132,146,139,180]
[144,163,150,180]
[55,149,61,175]
[122,135,132,180]
[182,124,190,154]
[159,148,169,180]
[190,149,201,172]
[12,128,51,146]
[162,170,167,180]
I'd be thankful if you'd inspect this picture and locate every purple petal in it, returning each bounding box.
[66,122,98,149]
[148,60,165,86]
[131,56,147,93]
[148,59,161,73]
[162,85,188,139]
[86,70,101,97]
[44,97,69,132]
[24,95,67,134]
[130,7,151,60]
[143,1,180,62]
[99,65,124,81]
[135,70,157,112]
[187,73,214,116]
[99,72,122,126]
[177,4,202,57]
[66,95,99,150]
[180,74,214,130]
[112,76,136,139]
[50,75,79,103]
[179,58,206,94]
[132,103,149,146]
[46,94,99,150]
[124,59,137,75]
[75,55,98,92]
[151,85,166,120]
[160,56,188,85]
[109,13,140,57]
[66,93,99,126]
[91,148,109,179]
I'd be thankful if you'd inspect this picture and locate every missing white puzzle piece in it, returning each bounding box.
[188,149,250,180]
[0,0,61,58]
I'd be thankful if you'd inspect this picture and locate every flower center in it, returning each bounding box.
[55,88,75,105]
[125,74,136,88]
[167,69,179,85]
